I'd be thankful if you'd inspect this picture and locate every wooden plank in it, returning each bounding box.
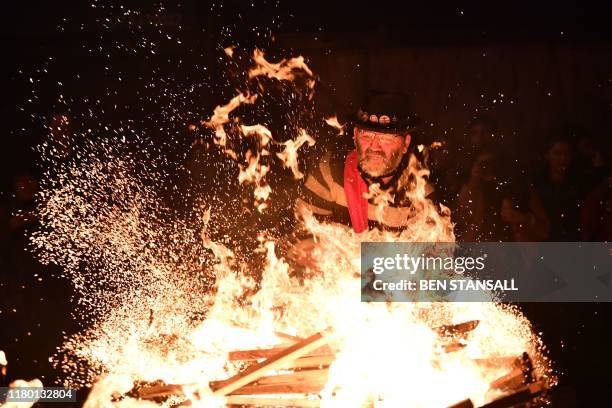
[138,383,186,399]
[436,320,480,336]
[478,380,546,408]
[226,381,326,395]
[211,328,333,396]
[220,369,328,395]
[443,342,467,353]
[229,346,289,361]
[254,369,328,385]
[448,399,475,408]
[281,354,335,369]
[229,346,332,361]
[226,395,320,407]
[210,369,328,390]
[489,368,524,391]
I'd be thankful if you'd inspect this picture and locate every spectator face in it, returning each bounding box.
[471,152,499,182]
[354,127,410,177]
[546,141,572,174]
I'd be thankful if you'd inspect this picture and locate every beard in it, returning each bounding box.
[358,148,404,177]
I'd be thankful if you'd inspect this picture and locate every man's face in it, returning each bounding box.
[354,127,410,177]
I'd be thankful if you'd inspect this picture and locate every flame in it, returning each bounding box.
[31,48,553,407]
[249,49,315,90]
[139,151,546,406]
[60,148,553,406]
[202,92,257,158]
[223,46,235,58]
[276,129,315,179]
[324,116,345,136]
[240,124,273,147]
[200,50,316,208]
[238,150,271,211]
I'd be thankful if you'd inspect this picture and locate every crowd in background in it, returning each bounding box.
[432,116,611,243]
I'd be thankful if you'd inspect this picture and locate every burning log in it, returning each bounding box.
[447,380,546,408]
[480,380,546,408]
[435,320,480,353]
[137,383,187,400]
[436,320,480,336]
[447,399,475,408]
[136,324,547,407]
[472,356,518,369]
[211,329,332,396]
[137,328,333,401]
[489,353,534,392]
[212,368,328,395]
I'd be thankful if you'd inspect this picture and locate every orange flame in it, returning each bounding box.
[249,49,315,90]
[276,129,315,179]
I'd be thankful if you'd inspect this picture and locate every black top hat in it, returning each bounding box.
[347,93,420,133]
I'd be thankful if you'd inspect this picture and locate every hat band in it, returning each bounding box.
[357,109,399,125]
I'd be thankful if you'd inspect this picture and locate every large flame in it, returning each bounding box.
[78,149,552,407]
[29,50,553,407]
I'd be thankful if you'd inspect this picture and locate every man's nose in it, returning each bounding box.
[369,136,383,148]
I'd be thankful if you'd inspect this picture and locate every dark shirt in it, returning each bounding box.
[532,169,580,241]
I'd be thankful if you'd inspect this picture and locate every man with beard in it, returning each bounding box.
[293,93,420,233]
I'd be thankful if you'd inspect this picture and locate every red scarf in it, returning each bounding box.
[343,150,369,233]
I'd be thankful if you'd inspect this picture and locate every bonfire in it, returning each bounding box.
[13,50,555,408]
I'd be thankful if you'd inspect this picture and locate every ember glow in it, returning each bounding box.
[28,49,554,407]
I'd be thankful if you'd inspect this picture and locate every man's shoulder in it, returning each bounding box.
[310,148,351,187]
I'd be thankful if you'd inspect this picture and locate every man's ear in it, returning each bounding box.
[403,134,412,152]
[353,127,359,144]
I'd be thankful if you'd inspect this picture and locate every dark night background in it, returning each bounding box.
[1,1,611,406]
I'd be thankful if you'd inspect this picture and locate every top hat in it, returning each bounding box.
[347,93,421,133]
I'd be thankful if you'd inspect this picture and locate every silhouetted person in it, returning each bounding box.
[532,134,581,241]
[442,116,499,203]
[580,171,612,241]
[575,132,608,195]
[455,143,549,242]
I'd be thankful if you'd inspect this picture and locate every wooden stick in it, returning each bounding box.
[436,320,480,336]
[448,399,475,408]
[210,369,328,395]
[443,342,467,353]
[281,354,335,369]
[211,328,333,397]
[138,350,334,399]
[471,356,518,368]
[226,395,320,407]
[225,381,326,395]
[229,346,332,361]
[138,383,188,399]
[478,380,546,408]
[489,368,524,391]
[229,346,291,361]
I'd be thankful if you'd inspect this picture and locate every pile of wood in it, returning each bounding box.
[135,321,548,407]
